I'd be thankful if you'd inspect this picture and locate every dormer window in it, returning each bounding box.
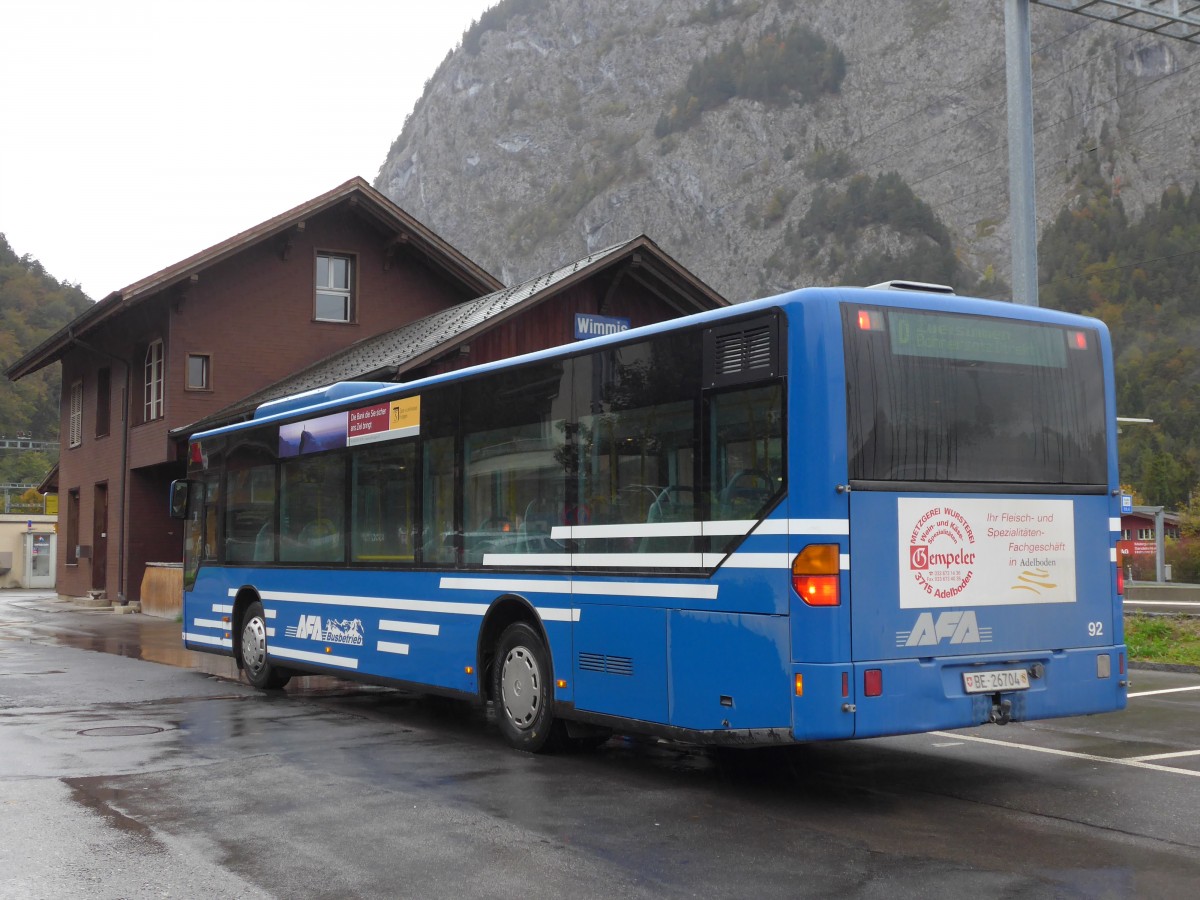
[316,253,354,323]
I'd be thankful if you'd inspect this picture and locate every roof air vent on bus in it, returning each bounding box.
[703,315,780,388]
[865,280,956,294]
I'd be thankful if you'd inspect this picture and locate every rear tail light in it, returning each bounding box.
[792,544,840,606]
[864,669,883,697]
[1117,564,1124,596]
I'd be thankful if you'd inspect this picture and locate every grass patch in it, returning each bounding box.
[1125,614,1200,667]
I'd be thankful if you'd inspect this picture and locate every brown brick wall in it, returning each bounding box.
[54,201,483,602]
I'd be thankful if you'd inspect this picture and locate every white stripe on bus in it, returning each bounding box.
[483,553,572,567]
[270,645,359,670]
[212,604,233,614]
[480,551,851,571]
[193,618,225,630]
[536,608,581,622]
[379,620,440,636]
[184,632,232,648]
[1109,518,1121,532]
[439,577,719,600]
[231,588,490,616]
[550,518,850,541]
[377,641,410,656]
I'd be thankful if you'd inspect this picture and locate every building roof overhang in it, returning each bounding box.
[4,177,502,382]
[172,234,728,438]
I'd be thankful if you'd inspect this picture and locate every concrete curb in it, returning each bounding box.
[1129,661,1200,675]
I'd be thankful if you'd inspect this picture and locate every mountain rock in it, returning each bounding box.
[376,0,1200,301]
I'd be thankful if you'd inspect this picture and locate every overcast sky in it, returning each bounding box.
[1,0,498,299]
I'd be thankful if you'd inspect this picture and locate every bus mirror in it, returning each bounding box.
[169,480,191,519]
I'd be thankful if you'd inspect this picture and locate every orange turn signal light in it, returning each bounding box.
[792,544,841,606]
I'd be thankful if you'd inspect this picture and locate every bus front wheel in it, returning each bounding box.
[240,600,291,690]
[492,622,563,752]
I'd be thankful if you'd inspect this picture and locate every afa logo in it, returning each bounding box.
[286,614,364,646]
[896,611,993,647]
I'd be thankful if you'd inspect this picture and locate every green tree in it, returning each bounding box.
[0,233,93,483]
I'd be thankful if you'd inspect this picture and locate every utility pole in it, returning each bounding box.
[1005,0,1039,306]
[1004,1,1200,307]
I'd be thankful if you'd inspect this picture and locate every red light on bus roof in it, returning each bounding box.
[189,442,203,465]
[857,309,883,332]
[1069,331,1088,349]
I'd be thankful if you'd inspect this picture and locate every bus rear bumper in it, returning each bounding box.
[844,646,1129,739]
[793,647,1129,741]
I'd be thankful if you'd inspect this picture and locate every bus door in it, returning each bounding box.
[848,490,1117,733]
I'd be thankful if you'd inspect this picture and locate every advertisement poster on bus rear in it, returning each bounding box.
[897,498,1076,608]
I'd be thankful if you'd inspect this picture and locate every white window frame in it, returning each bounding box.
[315,253,354,323]
[69,380,83,447]
[144,339,164,421]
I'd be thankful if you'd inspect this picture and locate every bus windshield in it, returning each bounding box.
[843,306,1107,488]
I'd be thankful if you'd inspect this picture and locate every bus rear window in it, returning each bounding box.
[844,306,1107,488]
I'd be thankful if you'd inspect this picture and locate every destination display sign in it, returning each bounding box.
[888,311,1068,368]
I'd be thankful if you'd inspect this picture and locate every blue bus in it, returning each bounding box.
[173,283,1127,751]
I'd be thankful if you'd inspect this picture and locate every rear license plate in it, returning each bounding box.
[962,668,1030,694]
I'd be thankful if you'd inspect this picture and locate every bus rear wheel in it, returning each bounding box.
[492,622,564,752]
[240,600,291,690]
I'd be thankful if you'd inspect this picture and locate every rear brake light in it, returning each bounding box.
[864,669,883,697]
[1117,564,1124,596]
[1068,330,1089,349]
[792,544,840,606]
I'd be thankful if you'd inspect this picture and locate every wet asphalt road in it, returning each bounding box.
[2,590,1200,899]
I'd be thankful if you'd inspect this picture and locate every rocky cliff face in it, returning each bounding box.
[376,0,1200,301]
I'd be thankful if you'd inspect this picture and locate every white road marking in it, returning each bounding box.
[1129,749,1200,762]
[1123,599,1200,607]
[928,731,1200,778]
[1127,685,1200,698]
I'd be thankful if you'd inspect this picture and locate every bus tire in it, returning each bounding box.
[240,600,291,690]
[492,622,563,752]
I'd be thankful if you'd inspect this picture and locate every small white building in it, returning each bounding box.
[0,515,58,589]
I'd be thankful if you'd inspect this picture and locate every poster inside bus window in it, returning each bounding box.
[279,396,422,457]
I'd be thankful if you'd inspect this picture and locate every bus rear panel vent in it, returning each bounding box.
[704,314,781,388]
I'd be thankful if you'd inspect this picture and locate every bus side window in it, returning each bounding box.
[280,455,346,564]
[709,384,784,540]
[352,441,417,563]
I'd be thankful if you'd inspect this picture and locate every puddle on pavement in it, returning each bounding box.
[46,618,352,695]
